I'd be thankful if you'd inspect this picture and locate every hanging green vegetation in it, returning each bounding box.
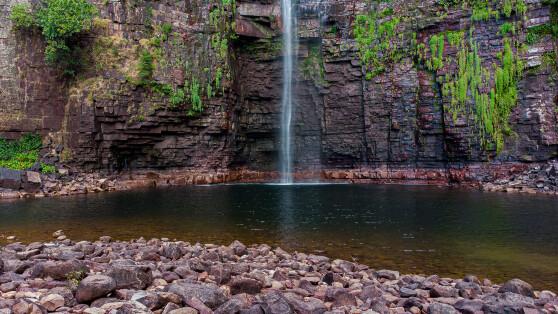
[429,30,524,153]
[353,7,402,79]
[428,34,445,71]
[10,0,97,75]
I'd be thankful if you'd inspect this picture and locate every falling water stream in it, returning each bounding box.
[280,0,296,184]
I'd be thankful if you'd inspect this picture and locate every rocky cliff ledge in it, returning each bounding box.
[0,234,556,313]
[0,0,557,190]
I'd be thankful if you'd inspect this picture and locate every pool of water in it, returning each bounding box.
[1,184,557,290]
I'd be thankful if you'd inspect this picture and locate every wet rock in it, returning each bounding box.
[167,281,228,309]
[75,275,117,303]
[498,279,535,297]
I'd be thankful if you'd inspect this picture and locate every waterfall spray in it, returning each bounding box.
[280,0,296,184]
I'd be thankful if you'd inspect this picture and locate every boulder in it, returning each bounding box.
[284,293,327,314]
[482,292,535,313]
[106,260,153,289]
[430,285,458,298]
[75,275,117,303]
[167,281,228,309]
[229,240,248,256]
[90,298,120,308]
[260,292,294,314]
[131,290,161,310]
[375,269,400,280]
[325,288,357,307]
[161,243,184,260]
[11,299,47,314]
[498,279,535,297]
[49,286,77,307]
[168,307,198,314]
[0,168,23,190]
[454,299,484,314]
[230,278,263,295]
[455,280,482,299]
[31,260,88,280]
[99,301,149,312]
[427,303,459,314]
[39,294,65,312]
[214,298,244,314]
[400,287,418,298]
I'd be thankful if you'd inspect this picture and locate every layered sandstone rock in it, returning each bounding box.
[0,0,556,180]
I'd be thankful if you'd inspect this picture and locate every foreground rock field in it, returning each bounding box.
[0,233,556,314]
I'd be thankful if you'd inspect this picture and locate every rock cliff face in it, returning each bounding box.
[0,0,557,181]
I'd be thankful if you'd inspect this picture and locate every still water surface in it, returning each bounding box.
[0,184,557,290]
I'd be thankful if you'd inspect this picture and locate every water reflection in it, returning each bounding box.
[0,184,557,290]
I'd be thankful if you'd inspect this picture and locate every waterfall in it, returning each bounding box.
[280,0,296,184]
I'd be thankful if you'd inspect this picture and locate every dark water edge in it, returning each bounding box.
[0,184,557,290]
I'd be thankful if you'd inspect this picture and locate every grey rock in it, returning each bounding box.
[106,260,153,289]
[215,298,244,314]
[454,299,484,314]
[375,270,400,280]
[167,281,227,309]
[427,302,459,314]
[482,292,535,314]
[400,287,417,298]
[260,292,294,314]
[498,279,535,297]
[75,275,117,303]
[430,285,458,298]
[131,290,161,310]
[284,293,327,314]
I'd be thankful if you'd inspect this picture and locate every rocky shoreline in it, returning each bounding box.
[1,160,558,200]
[0,233,556,314]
